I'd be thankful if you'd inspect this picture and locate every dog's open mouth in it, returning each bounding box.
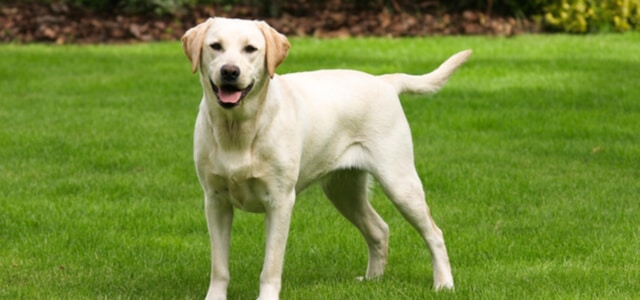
[210,79,254,109]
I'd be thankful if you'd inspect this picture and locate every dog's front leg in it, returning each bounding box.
[258,190,295,300]
[205,196,234,300]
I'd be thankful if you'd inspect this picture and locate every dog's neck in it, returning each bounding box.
[203,76,275,150]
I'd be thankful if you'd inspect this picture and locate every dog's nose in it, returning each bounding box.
[221,64,240,81]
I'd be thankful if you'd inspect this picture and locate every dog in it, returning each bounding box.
[181,17,471,300]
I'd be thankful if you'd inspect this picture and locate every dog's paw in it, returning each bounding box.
[355,275,383,282]
[205,287,227,300]
[434,281,455,292]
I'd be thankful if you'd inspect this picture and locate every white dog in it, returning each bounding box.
[182,17,471,300]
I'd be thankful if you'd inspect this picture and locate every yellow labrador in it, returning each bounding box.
[182,17,471,300]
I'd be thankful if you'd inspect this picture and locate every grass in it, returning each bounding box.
[1,33,639,299]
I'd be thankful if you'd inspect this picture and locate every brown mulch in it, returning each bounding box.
[0,1,540,44]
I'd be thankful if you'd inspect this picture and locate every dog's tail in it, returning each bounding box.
[379,49,472,95]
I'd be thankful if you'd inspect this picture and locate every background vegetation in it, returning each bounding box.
[2,0,639,32]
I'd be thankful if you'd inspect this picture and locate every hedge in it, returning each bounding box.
[4,0,638,32]
[542,0,640,32]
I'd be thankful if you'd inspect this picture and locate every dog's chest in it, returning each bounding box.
[212,176,270,213]
[207,149,272,213]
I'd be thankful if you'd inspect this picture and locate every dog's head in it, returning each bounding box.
[182,18,290,109]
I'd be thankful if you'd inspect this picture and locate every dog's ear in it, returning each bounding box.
[181,18,214,74]
[257,21,290,78]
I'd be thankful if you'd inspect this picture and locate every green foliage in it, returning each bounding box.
[543,0,640,32]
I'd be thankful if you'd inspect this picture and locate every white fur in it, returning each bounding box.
[182,17,471,300]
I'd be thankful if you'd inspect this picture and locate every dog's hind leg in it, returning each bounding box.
[321,169,389,279]
[369,145,454,290]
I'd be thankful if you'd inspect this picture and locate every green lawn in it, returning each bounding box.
[1,34,639,299]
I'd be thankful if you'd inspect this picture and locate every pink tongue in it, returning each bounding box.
[219,89,242,104]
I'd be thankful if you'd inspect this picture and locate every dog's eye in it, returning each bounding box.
[210,42,223,51]
[244,45,257,53]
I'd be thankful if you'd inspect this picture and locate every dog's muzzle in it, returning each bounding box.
[210,78,254,109]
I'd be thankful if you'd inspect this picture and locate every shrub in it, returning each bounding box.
[11,0,211,15]
[94,0,198,15]
[543,0,640,32]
